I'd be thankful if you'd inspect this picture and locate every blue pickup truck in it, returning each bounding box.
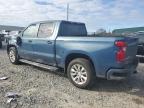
[7,20,138,89]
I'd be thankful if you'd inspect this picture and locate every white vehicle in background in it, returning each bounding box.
[5,31,20,44]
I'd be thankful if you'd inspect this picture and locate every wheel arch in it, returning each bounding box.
[65,53,96,75]
[7,44,17,54]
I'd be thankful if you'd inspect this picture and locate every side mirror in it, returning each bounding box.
[16,37,22,46]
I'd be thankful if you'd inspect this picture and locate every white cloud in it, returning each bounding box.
[0,0,144,31]
[0,0,47,26]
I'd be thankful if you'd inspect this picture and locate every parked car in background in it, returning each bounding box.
[7,20,138,89]
[0,34,5,41]
[0,34,5,48]
[5,31,21,44]
[0,36,2,48]
[131,32,144,59]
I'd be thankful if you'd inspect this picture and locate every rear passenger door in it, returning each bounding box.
[32,22,56,66]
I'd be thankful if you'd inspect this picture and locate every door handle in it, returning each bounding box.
[28,40,32,43]
[47,41,52,44]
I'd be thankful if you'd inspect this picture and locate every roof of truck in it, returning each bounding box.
[31,20,85,25]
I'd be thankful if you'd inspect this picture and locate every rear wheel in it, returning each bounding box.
[8,47,20,64]
[67,58,95,89]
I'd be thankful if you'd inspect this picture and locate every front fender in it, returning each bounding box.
[7,37,18,53]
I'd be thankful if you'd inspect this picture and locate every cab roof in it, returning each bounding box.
[30,20,85,25]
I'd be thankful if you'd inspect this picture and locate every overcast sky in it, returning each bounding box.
[0,0,144,32]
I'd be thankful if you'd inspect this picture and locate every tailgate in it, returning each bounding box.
[125,37,138,62]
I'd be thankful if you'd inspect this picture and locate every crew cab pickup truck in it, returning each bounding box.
[7,20,138,89]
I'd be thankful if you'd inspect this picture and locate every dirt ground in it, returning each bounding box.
[0,44,144,108]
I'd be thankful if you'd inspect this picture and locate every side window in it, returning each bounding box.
[23,24,39,38]
[38,23,54,38]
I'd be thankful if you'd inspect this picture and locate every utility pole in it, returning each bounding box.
[67,3,69,21]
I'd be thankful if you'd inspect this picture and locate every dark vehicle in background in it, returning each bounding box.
[0,36,2,48]
[132,32,144,58]
[0,34,4,48]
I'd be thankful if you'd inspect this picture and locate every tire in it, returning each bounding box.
[67,58,95,89]
[8,47,20,64]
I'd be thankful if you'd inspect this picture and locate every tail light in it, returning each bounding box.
[115,41,127,62]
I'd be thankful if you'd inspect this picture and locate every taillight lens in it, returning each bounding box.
[115,41,127,62]
[115,41,126,47]
[116,50,126,62]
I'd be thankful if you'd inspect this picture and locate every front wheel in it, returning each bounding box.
[67,58,95,89]
[8,47,20,64]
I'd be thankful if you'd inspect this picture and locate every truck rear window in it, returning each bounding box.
[58,21,87,36]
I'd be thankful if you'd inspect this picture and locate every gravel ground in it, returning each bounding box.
[0,44,144,108]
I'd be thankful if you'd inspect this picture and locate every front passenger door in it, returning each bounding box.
[18,24,39,61]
